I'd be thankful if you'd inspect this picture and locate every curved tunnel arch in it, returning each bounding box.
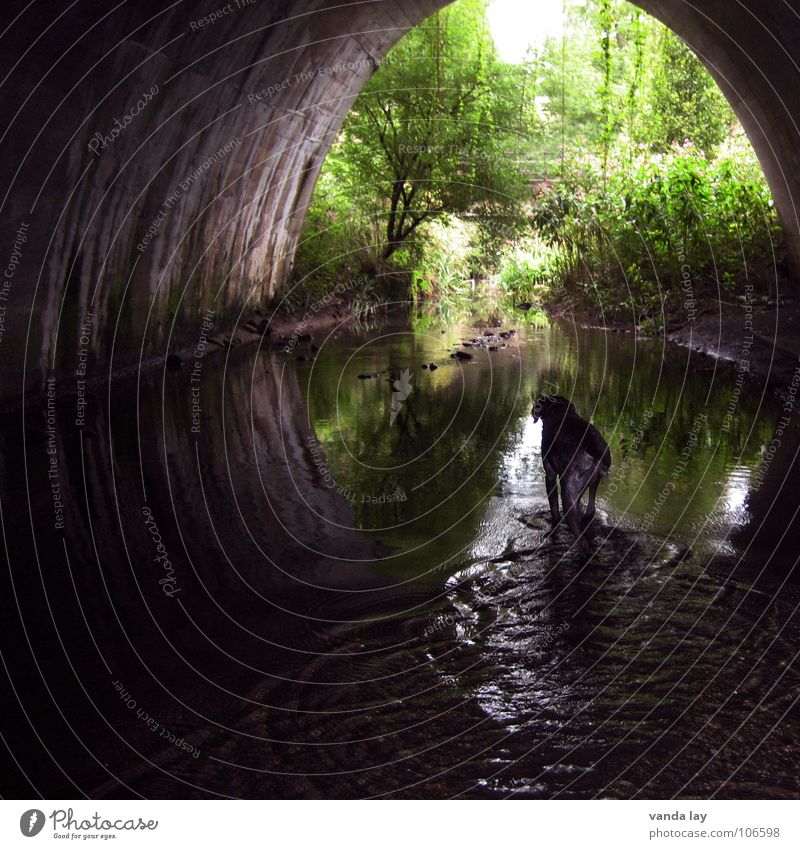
[1,0,799,396]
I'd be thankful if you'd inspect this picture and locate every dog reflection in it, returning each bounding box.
[532,395,611,547]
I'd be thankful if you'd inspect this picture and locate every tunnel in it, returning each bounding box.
[0,0,799,399]
[3,0,800,805]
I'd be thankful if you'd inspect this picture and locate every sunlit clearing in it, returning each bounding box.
[488,0,578,63]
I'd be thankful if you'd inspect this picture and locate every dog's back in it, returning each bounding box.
[540,399,610,479]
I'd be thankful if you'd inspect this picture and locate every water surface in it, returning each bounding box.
[2,314,798,799]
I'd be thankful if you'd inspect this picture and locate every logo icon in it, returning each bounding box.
[390,369,413,425]
[20,809,45,837]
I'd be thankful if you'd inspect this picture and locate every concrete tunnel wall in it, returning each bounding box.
[0,0,799,402]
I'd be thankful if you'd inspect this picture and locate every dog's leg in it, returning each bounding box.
[584,476,599,523]
[561,472,585,541]
[544,464,560,526]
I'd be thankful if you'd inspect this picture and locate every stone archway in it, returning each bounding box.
[1,0,799,396]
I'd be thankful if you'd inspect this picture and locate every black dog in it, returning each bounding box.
[532,395,611,544]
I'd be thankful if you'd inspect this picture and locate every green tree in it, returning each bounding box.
[291,0,779,325]
[642,27,734,152]
[337,0,535,258]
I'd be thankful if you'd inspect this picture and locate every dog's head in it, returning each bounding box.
[532,394,575,422]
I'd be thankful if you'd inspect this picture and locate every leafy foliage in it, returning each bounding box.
[337,0,534,258]
[529,131,779,324]
[288,0,783,327]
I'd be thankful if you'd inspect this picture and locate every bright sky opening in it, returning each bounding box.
[487,0,571,63]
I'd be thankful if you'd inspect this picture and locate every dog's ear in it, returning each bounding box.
[532,397,544,422]
[550,394,575,412]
